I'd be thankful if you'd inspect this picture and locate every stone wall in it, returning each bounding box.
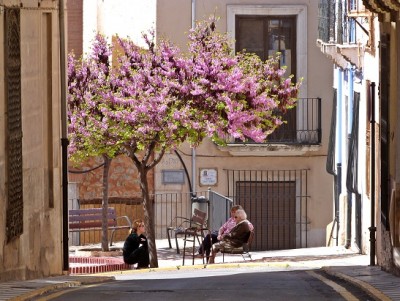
[380,226,400,276]
[68,154,154,200]
[0,0,64,281]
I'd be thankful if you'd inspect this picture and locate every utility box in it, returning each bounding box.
[191,196,209,226]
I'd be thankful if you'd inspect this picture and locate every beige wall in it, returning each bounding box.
[0,1,64,281]
[154,0,334,248]
[82,0,156,55]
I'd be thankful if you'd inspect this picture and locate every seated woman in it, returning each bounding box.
[207,209,251,264]
[122,219,150,269]
[197,205,253,261]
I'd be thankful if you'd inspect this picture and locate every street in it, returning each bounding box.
[33,266,373,301]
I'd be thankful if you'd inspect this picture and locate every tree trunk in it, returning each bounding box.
[138,166,159,268]
[101,156,112,251]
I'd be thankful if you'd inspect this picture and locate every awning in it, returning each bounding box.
[363,0,400,19]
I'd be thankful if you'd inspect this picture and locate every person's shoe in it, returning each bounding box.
[136,265,149,269]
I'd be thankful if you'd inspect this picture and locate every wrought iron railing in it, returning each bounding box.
[68,189,232,243]
[229,97,321,145]
[318,0,360,45]
[68,181,309,251]
[153,189,233,239]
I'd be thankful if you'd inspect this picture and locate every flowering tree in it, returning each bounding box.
[68,35,122,251]
[68,17,301,267]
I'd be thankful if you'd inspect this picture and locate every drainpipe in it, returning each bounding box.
[335,67,343,246]
[59,0,69,272]
[345,66,354,249]
[191,0,196,28]
[369,82,376,266]
[191,0,196,197]
[174,150,194,198]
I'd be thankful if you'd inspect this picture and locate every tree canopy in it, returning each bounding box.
[67,17,301,267]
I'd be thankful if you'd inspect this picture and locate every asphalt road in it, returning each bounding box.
[33,266,373,301]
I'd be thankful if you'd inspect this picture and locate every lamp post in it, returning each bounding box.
[59,0,69,272]
[369,81,376,266]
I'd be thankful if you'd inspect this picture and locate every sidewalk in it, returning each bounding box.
[1,242,399,301]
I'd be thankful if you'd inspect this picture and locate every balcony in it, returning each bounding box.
[217,97,322,156]
[317,0,373,69]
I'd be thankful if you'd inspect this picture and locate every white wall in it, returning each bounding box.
[83,0,156,55]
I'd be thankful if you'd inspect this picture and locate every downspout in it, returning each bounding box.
[369,82,376,266]
[345,66,354,249]
[59,0,69,271]
[335,67,343,246]
[191,0,196,29]
[191,0,196,197]
[174,150,194,198]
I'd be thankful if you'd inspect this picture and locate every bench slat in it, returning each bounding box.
[69,208,115,215]
[69,214,117,222]
[68,207,132,245]
[69,221,118,229]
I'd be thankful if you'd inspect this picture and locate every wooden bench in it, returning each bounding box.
[69,207,132,246]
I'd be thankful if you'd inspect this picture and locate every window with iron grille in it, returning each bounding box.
[5,7,23,242]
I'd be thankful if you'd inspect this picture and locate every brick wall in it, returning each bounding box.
[69,155,154,200]
[68,155,154,244]
[67,0,83,57]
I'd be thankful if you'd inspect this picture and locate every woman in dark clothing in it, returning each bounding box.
[208,209,251,264]
[122,219,149,269]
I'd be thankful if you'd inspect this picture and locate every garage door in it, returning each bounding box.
[236,181,296,251]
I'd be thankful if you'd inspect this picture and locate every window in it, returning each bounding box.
[227,5,308,144]
[236,16,296,77]
[236,16,297,141]
[227,5,307,96]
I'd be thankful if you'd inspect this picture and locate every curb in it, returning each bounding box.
[8,277,114,301]
[69,256,129,275]
[93,260,316,276]
[322,267,391,301]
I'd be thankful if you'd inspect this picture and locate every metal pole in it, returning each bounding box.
[336,163,341,246]
[191,0,197,195]
[59,0,69,271]
[369,82,376,266]
[346,66,354,249]
[174,150,194,197]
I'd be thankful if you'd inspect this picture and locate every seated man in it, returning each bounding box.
[207,209,251,264]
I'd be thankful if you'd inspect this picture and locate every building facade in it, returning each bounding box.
[0,0,66,281]
[361,0,400,275]
[155,0,334,251]
[317,0,400,275]
[70,0,335,252]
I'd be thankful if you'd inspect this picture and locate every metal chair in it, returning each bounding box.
[181,208,210,265]
[167,215,191,254]
[167,208,209,254]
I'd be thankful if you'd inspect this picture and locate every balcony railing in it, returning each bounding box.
[318,0,364,45]
[230,97,321,145]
